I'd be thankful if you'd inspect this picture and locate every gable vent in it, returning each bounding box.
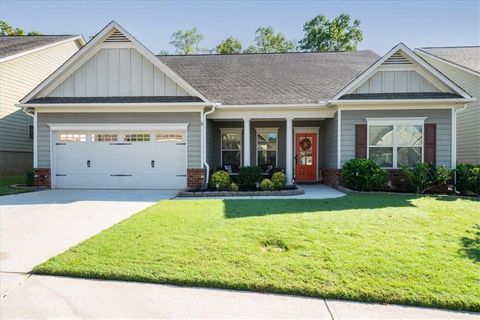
[104,29,131,43]
[383,51,412,65]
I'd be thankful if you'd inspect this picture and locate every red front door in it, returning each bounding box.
[295,132,317,182]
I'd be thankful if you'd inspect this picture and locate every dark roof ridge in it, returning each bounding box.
[156,49,378,57]
[418,45,480,50]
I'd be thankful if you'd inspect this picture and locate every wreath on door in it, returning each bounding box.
[299,137,312,151]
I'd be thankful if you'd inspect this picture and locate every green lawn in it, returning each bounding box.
[34,193,480,311]
[0,174,32,196]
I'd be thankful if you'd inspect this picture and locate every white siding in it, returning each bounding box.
[48,48,189,98]
[354,70,441,94]
[0,40,81,153]
[417,51,480,163]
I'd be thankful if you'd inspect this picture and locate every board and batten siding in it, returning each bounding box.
[340,109,452,167]
[48,48,188,98]
[416,51,480,164]
[36,112,201,168]
[353,70,442,94]
[0,40,81,153]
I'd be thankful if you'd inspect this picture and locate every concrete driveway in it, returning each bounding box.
[0,189,175,275]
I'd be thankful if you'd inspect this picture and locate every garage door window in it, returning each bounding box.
[124,133,151,142]
[59,133,87,142]
[155,131,184,143]
[92,133,118,142]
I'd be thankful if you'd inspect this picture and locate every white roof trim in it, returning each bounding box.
[331,43,472,101]
[47,123,189,131]
[415,48,480,77]
[0,36,85,63]
[20,21,208,103]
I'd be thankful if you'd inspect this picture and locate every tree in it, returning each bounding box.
[169,28,204,54]
[245,26,295,53]
[298,14,363,52]
[215,37,242,54]
[0,20,42,36]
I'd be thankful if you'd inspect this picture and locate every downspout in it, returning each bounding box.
[202,103,218,187]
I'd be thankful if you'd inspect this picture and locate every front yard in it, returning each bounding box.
[34,193,480,311]
[0,174,32,196]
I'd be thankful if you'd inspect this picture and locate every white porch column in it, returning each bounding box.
[286,116,294,185]
[243,117,251,166]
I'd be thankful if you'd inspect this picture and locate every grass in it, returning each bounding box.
[0,174,32,196]
[34,193,480,311]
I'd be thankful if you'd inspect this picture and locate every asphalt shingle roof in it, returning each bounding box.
[417,46,480,74]
[158,51,380,105]
[26,96,204,104]
[0,35,78,60]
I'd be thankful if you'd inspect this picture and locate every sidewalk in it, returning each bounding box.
[2,274,478,319]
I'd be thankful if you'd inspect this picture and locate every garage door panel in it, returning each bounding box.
[54,130,187,189]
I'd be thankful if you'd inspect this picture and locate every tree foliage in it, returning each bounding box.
[169,28,204,54]
[215,37,242,54]
[298,14,363,52]
[0,20,42,36]
[246,26,295,53]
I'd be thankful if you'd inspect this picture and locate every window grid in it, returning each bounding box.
[124,133,151,142]
[59,133,87,142]
[220,129,242,168]
[155,132,184,142]
[92,133,118,142]
[256,128,278,167]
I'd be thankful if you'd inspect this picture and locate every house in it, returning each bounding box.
[0,35,85,173]
[18,22,473,190]
[415,46,480,164]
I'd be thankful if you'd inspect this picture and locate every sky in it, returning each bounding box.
[1,0,479,55]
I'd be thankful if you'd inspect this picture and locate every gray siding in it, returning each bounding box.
[323,112,338,168]
[417,51,480,164]
[206,119,215,166]
[37,112,201,168]
[341,109,452,167]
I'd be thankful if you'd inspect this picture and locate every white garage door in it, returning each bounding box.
[53,130,187,189]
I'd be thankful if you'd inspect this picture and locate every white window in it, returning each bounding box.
[92,133,118,142]
[221,128,242,168]
[367,118,425,168]
[256,128,278,168]
[59,133,87,142]
[155,131,184,142]
[124,133,151,142]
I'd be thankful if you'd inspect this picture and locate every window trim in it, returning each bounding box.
[255,127,279,167]
[220,128,242,167]
[366,118,426,169]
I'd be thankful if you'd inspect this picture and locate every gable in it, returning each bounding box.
[352,50,448,94]
[21,22,207,103]
[332,43,471,101]
[48,47,189,97]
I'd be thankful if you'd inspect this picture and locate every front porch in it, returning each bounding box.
[205,117,338,185]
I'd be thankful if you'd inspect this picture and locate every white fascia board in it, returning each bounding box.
[47,123,189,131]
[208,107,336,119]
[330,98,475,105]
[415,49,480,78]
[21,21,208,103]
[332,43,472,100]
[22,104,207,113]
[0,36,85,63]
[218,103,329,109]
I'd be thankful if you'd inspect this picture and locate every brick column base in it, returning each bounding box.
[33,168,51,188]
[321,168,342,186]
[187,168,206,190]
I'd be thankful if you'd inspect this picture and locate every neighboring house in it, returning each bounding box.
[0,35,85,173]
[415,46,480,164]
[18,22,473,189]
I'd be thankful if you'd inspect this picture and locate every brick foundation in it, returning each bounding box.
[320,168,342,186]
[187,168,206,190]
[33,168,51,188]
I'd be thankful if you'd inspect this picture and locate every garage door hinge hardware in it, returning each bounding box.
[176,174,187,177]
[110,143,132,145]
[56,174,67,176]
[56,143,66,145]
[110,174,133,177]
[176,142,186,145]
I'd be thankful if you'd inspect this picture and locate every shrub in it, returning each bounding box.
[456,163,480,196]
[260,178,274,191]
[210,170,231,191]
[341,159,387,191]
[401,163,451,194]
[271,172,286,190]
[25,170,34,187]
[237,166,262,190]
[230,182,239,192]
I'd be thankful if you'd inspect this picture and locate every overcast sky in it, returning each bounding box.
[1,0,479,55]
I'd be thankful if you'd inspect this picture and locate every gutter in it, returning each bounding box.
[202,103,219,187]
[329,98,476,105]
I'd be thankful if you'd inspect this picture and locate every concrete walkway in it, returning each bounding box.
[1,274,478,319]
[176,184,346,200]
